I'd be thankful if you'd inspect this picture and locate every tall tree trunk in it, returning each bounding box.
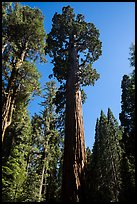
[2,71,17,142]
[62,45,86,202]
[38,162,46,202]
[2,51,26,143]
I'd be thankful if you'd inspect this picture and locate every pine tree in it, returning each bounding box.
[45,6,102,201]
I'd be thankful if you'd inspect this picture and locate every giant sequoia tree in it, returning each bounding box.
[45,6,102,202]
[2,2,46,142]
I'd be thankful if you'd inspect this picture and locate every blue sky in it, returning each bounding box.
[20,2,135,149]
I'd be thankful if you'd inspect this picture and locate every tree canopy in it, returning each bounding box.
[46,5,102,87]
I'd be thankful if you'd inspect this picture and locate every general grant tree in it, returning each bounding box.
[45,6,102,202]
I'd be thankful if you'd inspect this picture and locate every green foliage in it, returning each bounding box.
[46,6,102,63]
[119,44,135,157]
[2,58,41,163]
[119,75,135,138]
[46,6,102,114]
[21,81,64,202]
[2,1,46,97]
[39,81,64,202]
[2,2,46,144]
[45,5,102,95]
[85,147,92,172]
[2,2,44,98]
[54,83,66,114]
[2,108,32,202]
[2,3,45,200]
[21,171,40,202]
[2,2,12,48]
[79,63,100,87]
[81,89,87,104]
[119,43,135,202]
[3,2,46,62]
[14,61,41,106]
[86,109,122,202]
[128,43,135,68]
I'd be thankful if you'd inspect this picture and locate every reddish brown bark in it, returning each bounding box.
[2,92,15,142]
[2,67,17,142]
[62,45,86,202]
[2,51,26,143]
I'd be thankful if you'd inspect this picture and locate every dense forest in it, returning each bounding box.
[2,2,135,202]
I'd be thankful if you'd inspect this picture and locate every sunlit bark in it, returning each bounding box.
[2,51,26,142]
[62,44,86,202]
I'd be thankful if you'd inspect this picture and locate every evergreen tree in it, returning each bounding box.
[22,81,64,202]
[95,110,111,202]
[2,50,41,202]
[2,5,44,199]
[45,6,102,201]
[85,147,92,172]
[23,113,44,202]
[119,43,135,202]
[84,147,92,200]
[38,81,63,202]
[2,60,41,162]
[86,118,100,202]
[2,2,46,142]
[88,109,122,202]
[2,107,32,202]
[107,108,122,201]
[2,2,12,54]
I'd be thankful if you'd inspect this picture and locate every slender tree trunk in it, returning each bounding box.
[38,162,46,202]
[62,44,86,202]
[111,152,120,202]
[2,43,8,54]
